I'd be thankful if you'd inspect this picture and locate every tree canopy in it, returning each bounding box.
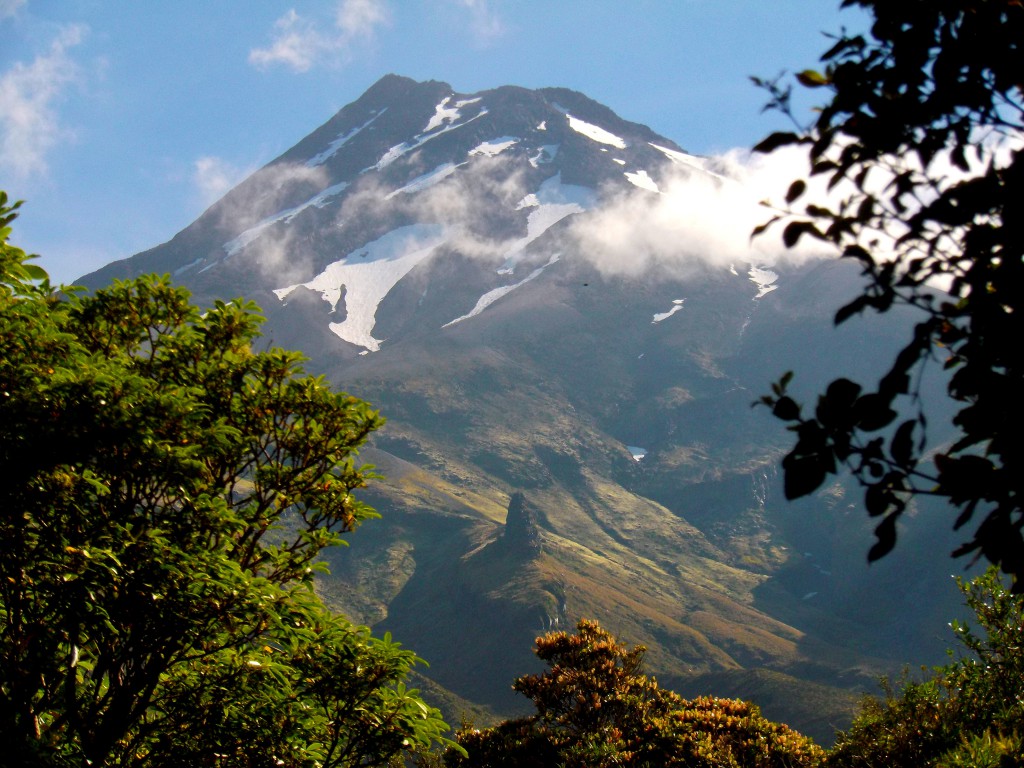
[0,193,455,766]
[447,619,824,768]
[754,1,1024,586]
[827,568,1024,766]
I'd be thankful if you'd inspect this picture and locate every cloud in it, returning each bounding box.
[214,161,331,282]
[337,155,532,260]
[568,130,1024,286]
[193,156,251,207]
[0,0,26,21]
[0,23,86,179]
[335,0,390,39]
[249,0,390,72]
[453,0,504,42]
[568,144,836,278]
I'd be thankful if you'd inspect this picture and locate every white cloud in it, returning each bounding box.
[569,144,834,278]
[0,23,86,179]
[213,161,331,282]
[337,155,532,260]
[453,0,504,42]
[249,0,390,72]
[0,0,26,21]
[193,156,250,206]
[569,132,1024,284]
[336,0,390,38]
[248,10,329,72]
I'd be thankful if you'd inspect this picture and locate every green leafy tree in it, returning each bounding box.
[0,193,456,766]
[827,568,1024,767]
[446,619,824,768]
[753,1,1024,585]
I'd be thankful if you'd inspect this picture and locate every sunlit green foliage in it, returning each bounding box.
[446,619,824,768]
[0,194,455,766]
[827,568,1024,767]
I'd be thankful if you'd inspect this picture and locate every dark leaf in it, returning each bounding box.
[867,514,898,562]
[950,143,969,172]
[953,499,979,531]
[890,420,916,468]
[825,378,863,411]
[865,483,891,517]
[841,243,874,265]
[782,220,824,248]
[853,393,897,431]
[782,453,828,499]
[815,389,848,429]
[785,179,807,204]
[937,454,996,503]
[753,131,802,154]
[835,295,870,325]
[772,396,801,421]
[751,218,778,239]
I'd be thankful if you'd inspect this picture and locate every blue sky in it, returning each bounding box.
[0,1,864,284]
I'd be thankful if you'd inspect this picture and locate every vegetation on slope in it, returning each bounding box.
[0,193,456,766]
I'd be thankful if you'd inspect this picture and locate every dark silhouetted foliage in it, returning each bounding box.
[754,1,1024,587]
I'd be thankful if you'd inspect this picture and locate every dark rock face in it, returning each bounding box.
[500,492,541,555]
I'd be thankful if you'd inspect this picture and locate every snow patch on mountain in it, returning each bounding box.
[444,254,560,328]
[650,143,727,182]
[173,257,203,276]
[566,114,627,149]
[652,299,684,323]
[273,224,446,351]
[223,181,350,257]
[529,145,559,167]
[386,162,463,198]
[748,265,779,298]
[423,96,461,133]
[470,137,519,157]
[625,169,659,192]
[373,108,488,171]
[497,174,592,274]
[307,110,386,167]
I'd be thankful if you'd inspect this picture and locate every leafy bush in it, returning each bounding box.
[0,193,455,766]
[828,569,1024,767]
[447,619,824,768]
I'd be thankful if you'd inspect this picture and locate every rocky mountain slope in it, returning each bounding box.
[83,75,970,742]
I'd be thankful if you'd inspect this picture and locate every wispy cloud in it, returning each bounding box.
[249,0,390,72]
[193,156,251,207]
[213,161,330,282]
[336,0,390,39]
[569,144,832,278]
[337,155,531,260]
[0,23,86,179]
[453,0,504,43]
[0,0,27,21]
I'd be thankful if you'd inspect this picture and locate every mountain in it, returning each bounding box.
[82,75,972,743]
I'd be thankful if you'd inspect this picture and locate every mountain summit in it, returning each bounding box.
[82,76,967,741]
[85,74,731,355]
